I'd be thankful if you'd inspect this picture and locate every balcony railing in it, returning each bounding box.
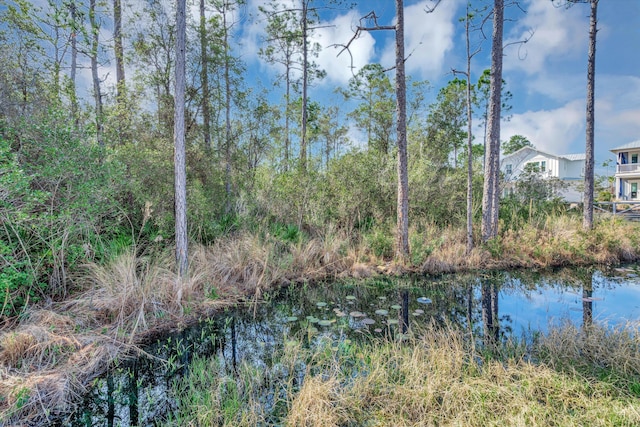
[617,163,640,174]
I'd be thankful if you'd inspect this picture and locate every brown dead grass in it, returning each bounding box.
[284,324,640,427]
[1,215,639,424]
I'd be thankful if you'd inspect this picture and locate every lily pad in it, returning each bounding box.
[361,318,376,325]
[318,319,335,326]
[414,309,424,314]
[378,296,387,301]
[316,302,328,307]
[412,312,422,316]
[391,304,401,310]
[286,316,298,322]
[346,295,357,300]
[375,309,389,316]
[417,297,432,304]
[374,328,383,333]
[306,316,319,323]
[349,311,365,318]
[387,319,399,325]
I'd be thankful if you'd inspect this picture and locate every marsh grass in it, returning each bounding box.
[2,214,640,424]
[535,320,640,396]
[172,323,640,427]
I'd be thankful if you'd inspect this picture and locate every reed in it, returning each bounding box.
[171,322,640,426]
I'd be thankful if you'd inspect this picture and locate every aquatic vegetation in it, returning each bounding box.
[171,323,640,427]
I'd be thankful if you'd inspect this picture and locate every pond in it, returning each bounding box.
[62,265,640,426]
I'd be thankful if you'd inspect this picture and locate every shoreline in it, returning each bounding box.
[2,216,640,424]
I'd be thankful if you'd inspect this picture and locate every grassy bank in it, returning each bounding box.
[169,322,640,426]
[1,214,640,423]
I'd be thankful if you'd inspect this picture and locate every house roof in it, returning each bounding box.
[559,153,586,161]
[610,140,640,152]
[502,146,585,162]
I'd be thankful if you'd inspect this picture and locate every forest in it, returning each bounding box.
[1,0,640,425]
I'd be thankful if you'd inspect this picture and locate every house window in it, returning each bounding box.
[632,154,638,164]
[632,183,638,199]
[506,164,512,174]
[541,161,546,172]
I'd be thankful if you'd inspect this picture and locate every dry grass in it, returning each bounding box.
[409,215,640,273]
[283,325,640,427]
[535,320,640,393]
[1,214,639,424]
[171,323,640,426]
[0,309,123,424]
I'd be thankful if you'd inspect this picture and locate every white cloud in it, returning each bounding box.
[504,0,588,75]
[380,0,460,79]
[501,74,640,160]
[594,75,640,150]
[501,100,585,154]
[311,11,376,85]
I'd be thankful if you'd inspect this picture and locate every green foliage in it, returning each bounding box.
[502,134,533,155]
[499,196,568,231]
[270,223,301,244]
[0,109,126,313]
[364,228,394,259]
[340,64,395,154]
[509,164,568,205]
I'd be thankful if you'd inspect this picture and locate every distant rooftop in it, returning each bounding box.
[611,140,640,152]
[560,153,586,161]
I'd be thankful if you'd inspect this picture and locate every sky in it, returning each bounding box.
[233,0,640,170]
[17,0,638,171]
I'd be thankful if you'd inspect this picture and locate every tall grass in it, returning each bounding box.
[170,323,640,426]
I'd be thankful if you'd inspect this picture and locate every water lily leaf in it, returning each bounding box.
[346,295,357,300]
[316,302,328,307]
[318,319,334,326]
[349,311,365,318]
[378,296,387,301]
[414,309,424,314]
[412,312,422,316]
[374,328,383,333]
[417,297,432,304]
[375,309,389,316]
[306,316,319,323]
[387,319,399,325]
[391,305,401,310]
[286,316,298,322]
[361,318,376,325]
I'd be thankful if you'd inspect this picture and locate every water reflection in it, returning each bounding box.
[63,265,640,426]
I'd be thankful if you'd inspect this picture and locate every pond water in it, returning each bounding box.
[62,265,640,426]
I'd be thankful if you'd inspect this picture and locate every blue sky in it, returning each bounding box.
[234,0,640,170]
[42,0,636,170]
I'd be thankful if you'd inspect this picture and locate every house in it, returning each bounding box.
[500,146,586,202]
[611,140,640,200]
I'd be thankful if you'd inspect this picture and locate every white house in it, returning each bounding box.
[500,146,586,202]
[611,140,640,200]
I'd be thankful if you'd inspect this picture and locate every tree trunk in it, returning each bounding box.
[284,64,290,171]
[300,0,309,171]
[395,0,409,261]
[113,0,126,144]
[113,0,125,99]
[200,0,211,153]
[223,5,232,213]
[481,0,504,242]
[89,0,104,147]
[174,0,188,278]
[583,0,598,230]
[464,4,474,254]
[69,0,78,126]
